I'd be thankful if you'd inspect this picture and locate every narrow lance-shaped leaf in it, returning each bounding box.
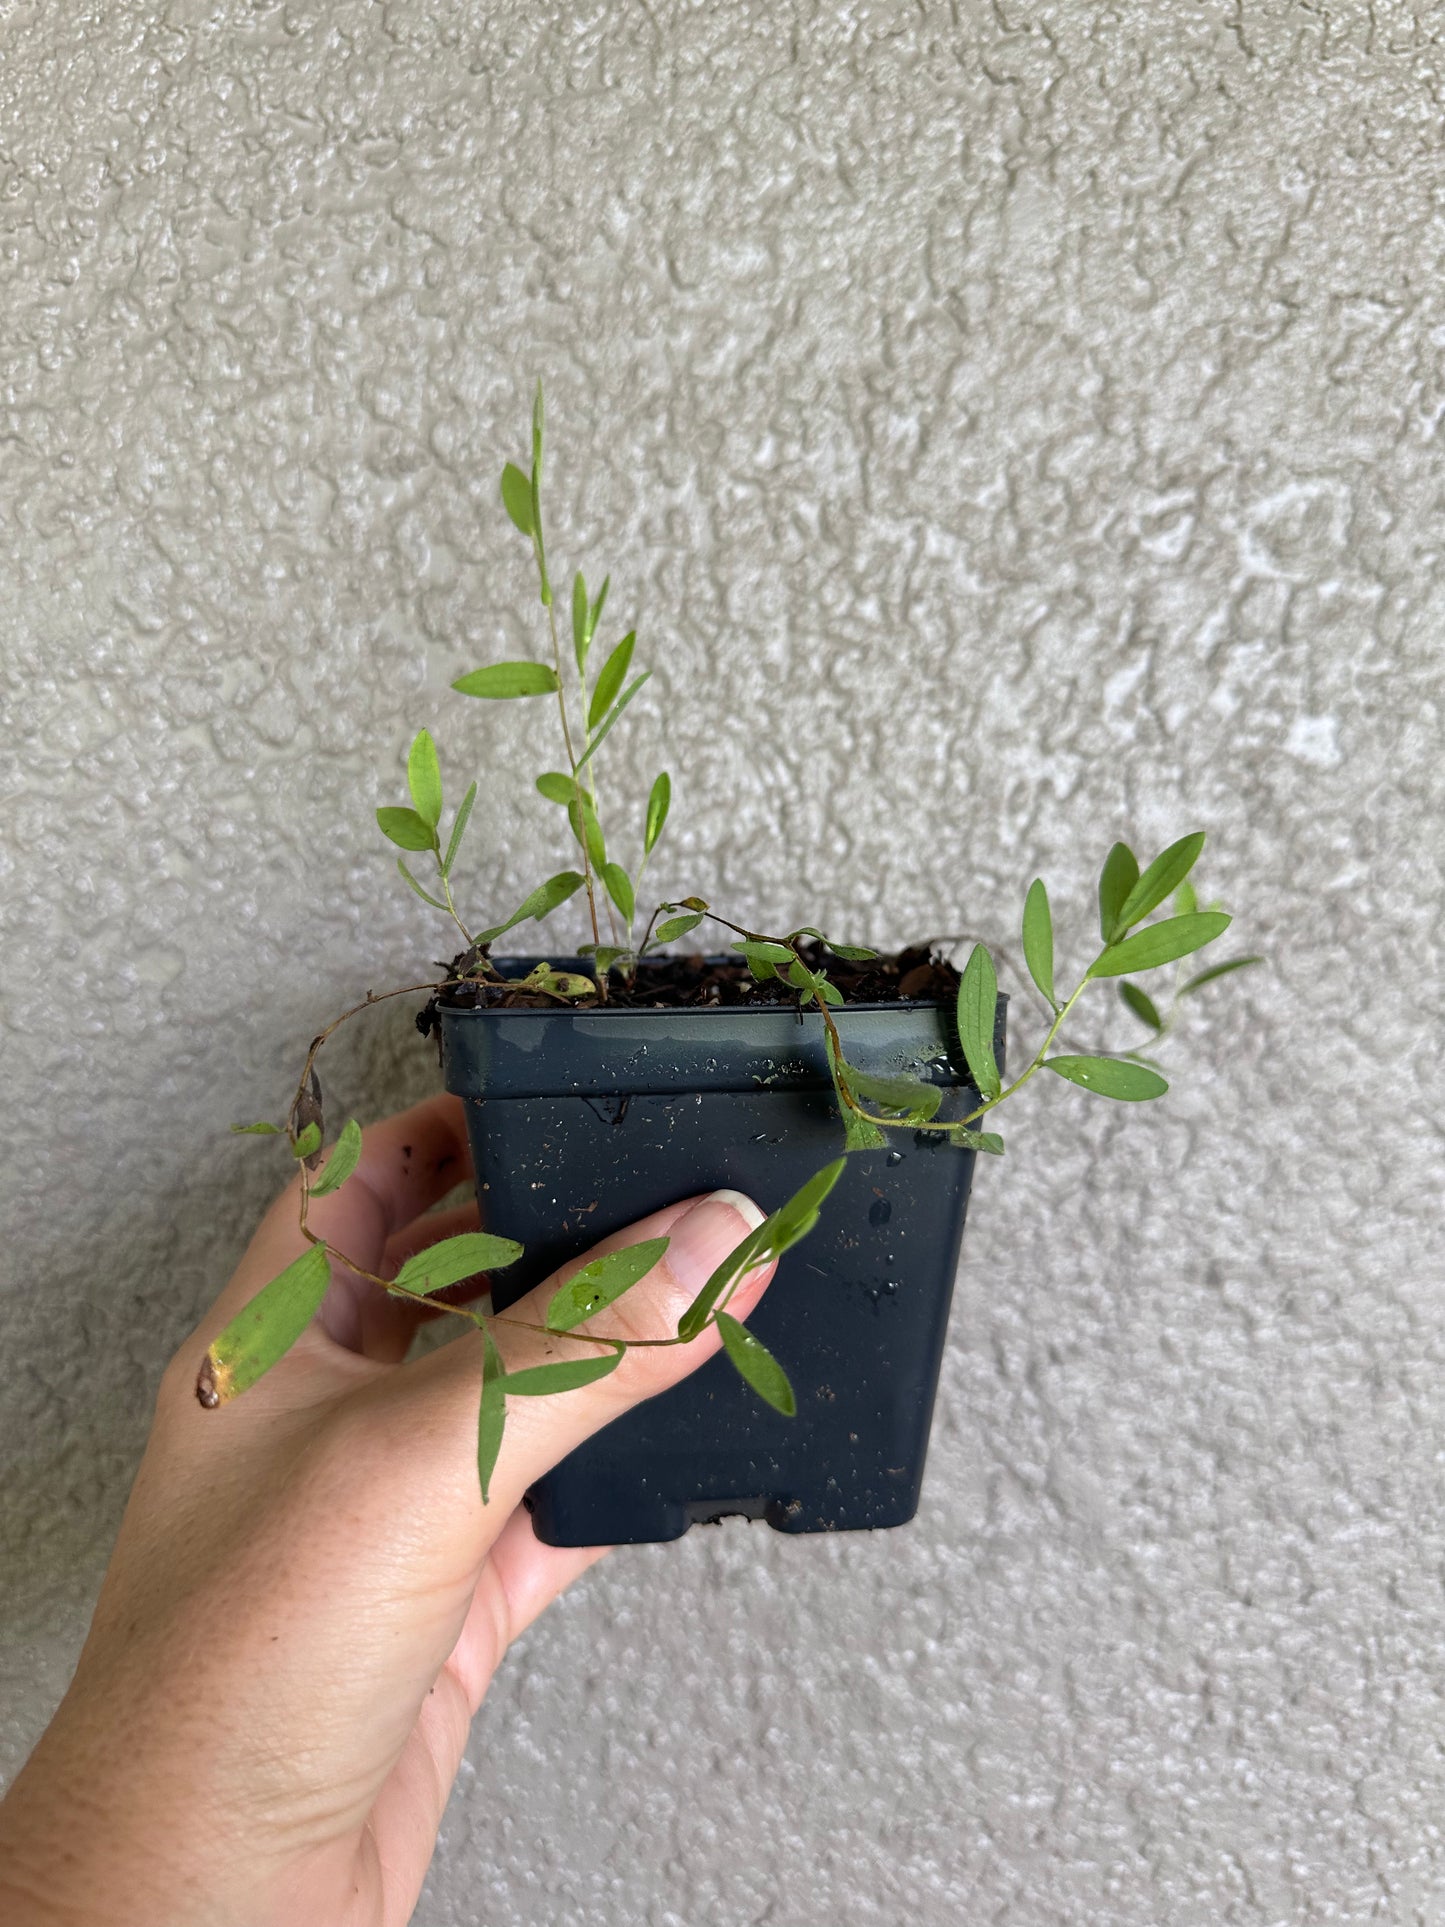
[477,1325,507,1505]
[601,862,634,923]
[536,771,578,805]
[1098,841,1140,944]
[588,576,610,650]
[377,806,436,852]
[545,1236,670,1332]
[1118,982,1163,1032]
[500,462,533,536]
[587,631,636,730]
[839,1063,943,1122]
[571,571,589,674]
[654,911,704,943]
[407,729,443,829]
[477,871,586,945]
[397,859,447,912]
[956,944,1003,1101]
[292,1122,322,1161]
[393,1232,524,1298]
[573,670,651,771]
[715,1311,796,1417]
[442,780,478,877]
[644,772,671,854]
[231,1120,281,1135]
[500,1348,624,1396]
[1090,911,1231,978]
[1114,832,1206,933]
[823,1028,888,1150]
[452,662,560,700]
[676,1221,772,1343]
[309,1118,362,1198]
[947,1125,1005,1154]
[1045,1055,1169,1101]
[568,796,607,872]
[1180,955,1262,995]
[197,1244,331,1407]
[769,1158,847,1250]
[1022,878,1056,1007]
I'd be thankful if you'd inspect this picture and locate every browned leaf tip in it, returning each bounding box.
[195,1351,231,1409]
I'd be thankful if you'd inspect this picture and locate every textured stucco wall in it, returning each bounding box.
[3,3,1444,1921]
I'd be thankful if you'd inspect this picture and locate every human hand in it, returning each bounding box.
[0,1093,775,1927]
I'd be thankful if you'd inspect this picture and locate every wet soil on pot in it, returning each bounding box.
[431,940,964,1014]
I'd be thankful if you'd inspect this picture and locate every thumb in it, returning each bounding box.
[378,1188,777,1523]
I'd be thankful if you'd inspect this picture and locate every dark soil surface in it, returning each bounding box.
[432,941,962,1013]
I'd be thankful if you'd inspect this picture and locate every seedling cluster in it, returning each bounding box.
[208,387,1257,1500]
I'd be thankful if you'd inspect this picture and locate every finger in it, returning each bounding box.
[199,1094,473,1339]
[369,1188,778,1524]
[319,1200,488,1363]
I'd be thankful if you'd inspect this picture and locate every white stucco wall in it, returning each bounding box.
[3,4,1443,1921]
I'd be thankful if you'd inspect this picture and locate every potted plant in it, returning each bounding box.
[206,385,1257,1547]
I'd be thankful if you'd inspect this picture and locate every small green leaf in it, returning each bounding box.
[843,1111,889,1151]
[955,944,1002,1101]
[1022,878,1056,1007]
[393,1231,524,1297]
[655,912,704,943]
[377,806,437,852]
[644,773,671,854]
[200,1243,332,1403]
[1118,982,1164,1032]
[309,1118,363,1198]
[601,861,634,922]
[571,571,589,673]
[451,662,561,699]
[588,575,610,648]
[1180,955,1262,994]
[568,796,607,872]
[715,1312,796,1417]
[407,728,443,829]
[520,964,595,1001]
[500,462,534,535]
[588,631,636,731]
[578,944,633,972]
[477,871,586,944]
[292,1123,322,1160]
[397,858,448,911]
[676,1222,772,1343]
[1090,911,1232,978]
[1173,878,1199,918]
[231,1120,280,1135]
[1045,1055,1169,1101]
[574,670,652,771]
[477,1325,507,1504]
[733,940,796,965]
[442,780,478,877]
[536,771,578,806]
[500,1348,625,1396]
[770,1158,847,1252]
[1098,841,1140,943]
[839,1063,943,1122]
[826,942,879,961]
[946,1126,1005,1154]
[545,1236,670,1331]
[1115,832,1207,933]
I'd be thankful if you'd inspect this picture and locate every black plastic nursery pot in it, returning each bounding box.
[438,961,1006,1548]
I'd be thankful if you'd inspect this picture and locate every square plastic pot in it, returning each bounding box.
[438,960,1005,1547]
